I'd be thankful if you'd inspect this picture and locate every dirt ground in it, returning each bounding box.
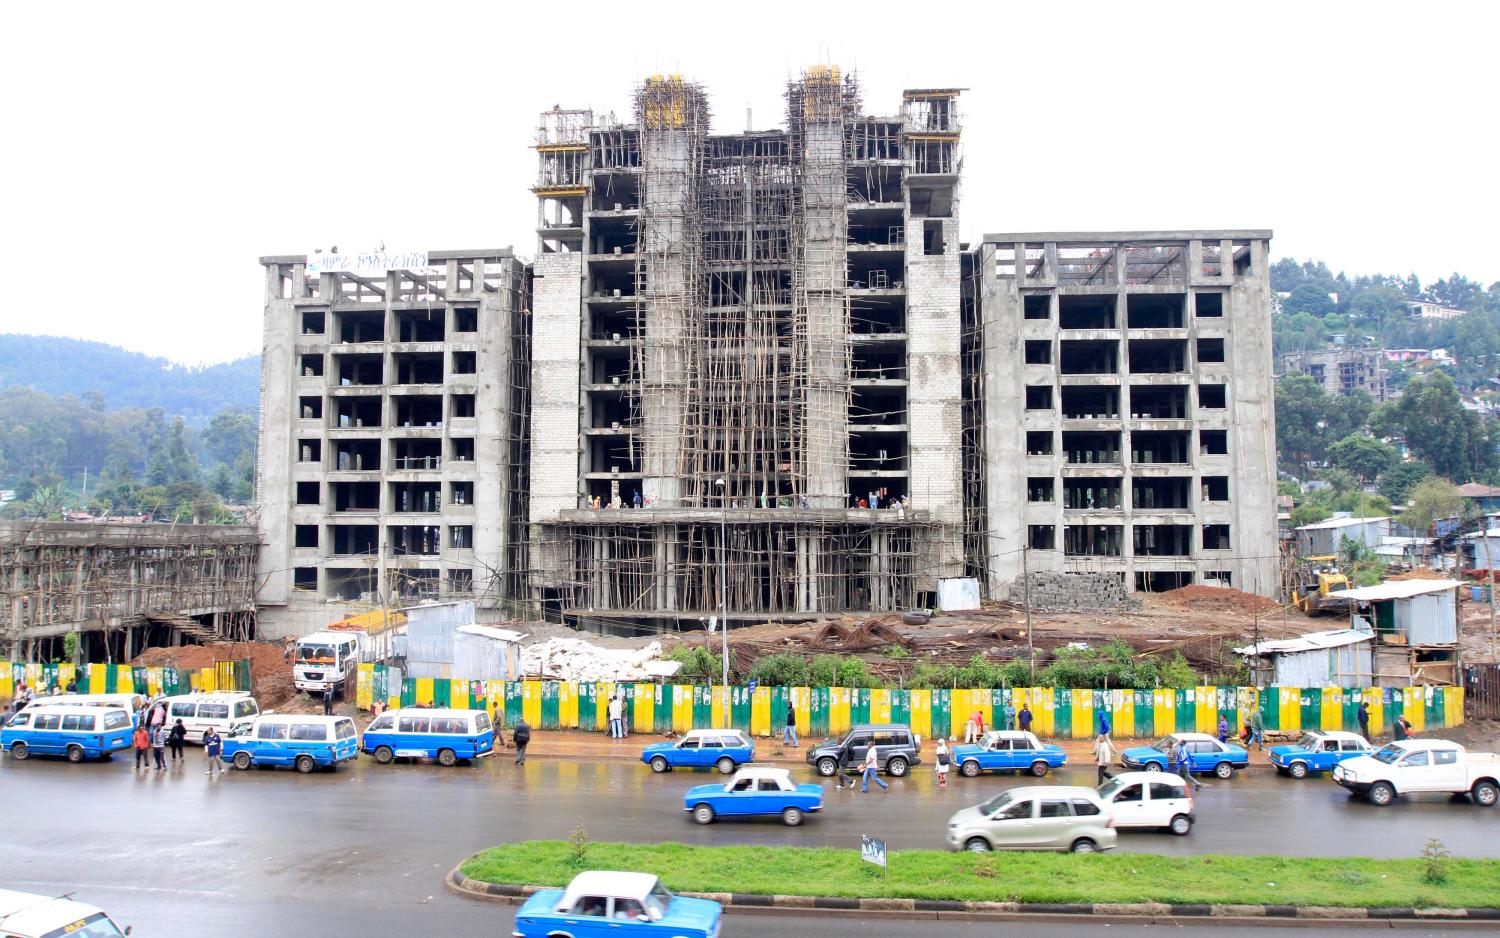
[131,641,296,708]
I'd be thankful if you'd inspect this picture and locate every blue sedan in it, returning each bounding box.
[952,730,1067,777]
[512,870,721,938]
[1120,733,1249,779]
[683,766,823,826]
[1269,730,1372,778]
[642,729,754,774]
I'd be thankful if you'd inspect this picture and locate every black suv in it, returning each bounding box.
[806,723,922,778]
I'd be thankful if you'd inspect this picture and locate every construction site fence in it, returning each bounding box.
[354,666,1466,740]
[3,660,253,700]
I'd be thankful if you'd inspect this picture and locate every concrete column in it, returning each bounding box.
[1228,239,1279,595]
[528,252,585,521]
[798,121,850,510]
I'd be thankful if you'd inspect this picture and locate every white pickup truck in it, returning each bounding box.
[1332,738,1500,807]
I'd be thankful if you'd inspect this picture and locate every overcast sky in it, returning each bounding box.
[2,1,1495,365]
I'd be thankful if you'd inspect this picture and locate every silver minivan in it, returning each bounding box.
[946,785,1117,853]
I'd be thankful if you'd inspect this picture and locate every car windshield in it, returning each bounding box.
[1372,744,1405,765]
[1151,737,1176,752]
[1296,734,1322,749]
[39,912,126,938]
[646,880,673,916]
[297,644,336,662]
[978,791,1017,815]
[1097,776,1127,798]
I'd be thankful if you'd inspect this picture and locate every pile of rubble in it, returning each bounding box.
[517,637,670,682]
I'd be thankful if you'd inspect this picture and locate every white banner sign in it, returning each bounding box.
[306,250,430,276]
[860,834,887,868]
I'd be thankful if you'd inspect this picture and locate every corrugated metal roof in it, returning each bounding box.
[1338,579,1463,601]
[1295,515,1390,531]
[455,624,526,643]
[1234,628,1373,656]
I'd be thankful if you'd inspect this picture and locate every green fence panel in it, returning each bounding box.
[810,686,830,736]
[1300,688,1320,731]
[1133,689,1153,737]
[653,684,672,733]
[505,681,523,726]
[1215,687,1236,733]
[851,688,871,725]
[1053,688,1072,738]
[162,668,182,696]
[931,688,951,738]
[131,666,149,695]
[1261,685,1280,731]
[772,685,790,733]
[1172,688,1190,733]
[691,685,712,729]
[397,679,414,707]
[891,688,911,727]
[1424,687,1443,728]
[540,681,560,730]
[1342,689,1361,734]
[431,679,451,709]
[730,686,751,732]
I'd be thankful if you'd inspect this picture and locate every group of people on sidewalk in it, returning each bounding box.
[131,717,221,776]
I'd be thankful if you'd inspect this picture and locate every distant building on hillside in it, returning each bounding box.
[1408,300,1464,320]
[1278,347,1386,401]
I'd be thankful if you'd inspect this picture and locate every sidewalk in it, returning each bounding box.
[512,729,1294,770]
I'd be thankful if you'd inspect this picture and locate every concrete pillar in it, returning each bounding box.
[798,120,850,510]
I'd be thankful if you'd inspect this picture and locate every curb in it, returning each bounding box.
[444,867,1500,925]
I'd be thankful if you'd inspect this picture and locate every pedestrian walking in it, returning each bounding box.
[323,685,335,716]
[65,678,78,694]
[782,703,798,748]
[1249,708,1265,750]
[964,710,984,744]
[1357,700,1370,739]
[935,738,951,788]
[1004,701,1016,731]
[859,745,888,793]
[1094,733,1115,784]
[512,718,531,765]
[150,724,167,770]
[607,694,622,739]
[1017,704,1033,733]
[1393,714,1411,741]
[833,738,852,790]
[132,723,150,769]
[168,719,187,764]
[1216,714,1229,744]
[202,726,222,776]
[1169,738,1201,791]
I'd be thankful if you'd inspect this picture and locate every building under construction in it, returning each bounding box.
[253,68,1278,637]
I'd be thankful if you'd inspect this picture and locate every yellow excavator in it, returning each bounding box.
[1291,556,1352,616]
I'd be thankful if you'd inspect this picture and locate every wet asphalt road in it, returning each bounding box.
[1,751,1496,936]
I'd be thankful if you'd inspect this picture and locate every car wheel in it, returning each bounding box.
[1288,761,1308,780]
[1472,780,1499,807]
[1030,760,1049,778]
[1069,838,1098,853]
[816,757,837,777]
[66,744,86,763]
[1367,781,1396,806]
[233,751,252,770]
[717,756,735,775]
[650,755,669,774]
[1169,814,1193,836]
[961,760,980,778]
[374,746,394,765]
[295,754,316,774]
[10,741,28,760]
[964,836,991,852]
[886,757,908,777]
[1144,762,1162,772]
[1214,762,1234,779]
[437,749,457,767]
[692,803,715,825]
[782,806,804,827]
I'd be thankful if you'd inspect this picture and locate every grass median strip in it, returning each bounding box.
[461,841,1500,910]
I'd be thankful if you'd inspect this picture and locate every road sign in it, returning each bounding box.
[860,834,887,868]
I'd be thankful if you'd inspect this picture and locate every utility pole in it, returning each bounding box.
[716,478,729,689]
[1022,544,1034,683]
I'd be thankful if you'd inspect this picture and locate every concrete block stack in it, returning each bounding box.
[1024,572,1141,613]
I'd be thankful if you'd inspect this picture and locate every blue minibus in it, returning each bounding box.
[221,714,359,773]
[2,703,134,762]
[362,707,495,766]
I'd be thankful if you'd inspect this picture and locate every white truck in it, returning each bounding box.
[1332,738,1500,807]
[293,630,368,696]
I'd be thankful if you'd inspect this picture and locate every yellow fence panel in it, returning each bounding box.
[750,686,772,737]
[909,689,931,740]
[830,687,851,736]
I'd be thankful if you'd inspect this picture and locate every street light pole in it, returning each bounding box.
[716,478,729,688]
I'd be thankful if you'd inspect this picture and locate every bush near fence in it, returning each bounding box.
[3,660,252,700]
[355,665,1465,740]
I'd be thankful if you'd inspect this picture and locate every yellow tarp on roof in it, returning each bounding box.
[328,609,407,632]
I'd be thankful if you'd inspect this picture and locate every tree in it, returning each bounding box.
[1327,434,1397,482]
[202,410,256,468]
[1274,374,1332,472]
[1290,504,1332,528]
[1372,372,1496,480]
[1399,477,1461,536]
[1349,286,1409,329]
[1283,284,1336,317]
[147,417,197,487]
[1378,461,1432,504]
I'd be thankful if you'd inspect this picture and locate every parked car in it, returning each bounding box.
[1269,730,1372,779]
[159,691,261,743]
[807,723,921,778]
[1120,732,1249,778]
[641,729,754,774]
[362,707,495,765]
[221,714,359,773]
[511,870,721,938]
[1097,771,1194,835]
[946,785,1116,853]
[1333,739,1500,807]
[0,888,130,938]
[683,766,823,826]
[1,704,134,763]
[952,729,1066,777]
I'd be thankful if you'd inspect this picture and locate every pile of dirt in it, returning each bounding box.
[1154,584,1281,616]
[131,641,296,708]
[1388,567,1448,581]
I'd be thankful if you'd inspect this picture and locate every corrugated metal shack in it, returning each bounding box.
[1236,629,1374,688]
[1341,579,1461,686]
[403,600,477,679]
[452,624,524,681]
[1294,515,1391,556]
